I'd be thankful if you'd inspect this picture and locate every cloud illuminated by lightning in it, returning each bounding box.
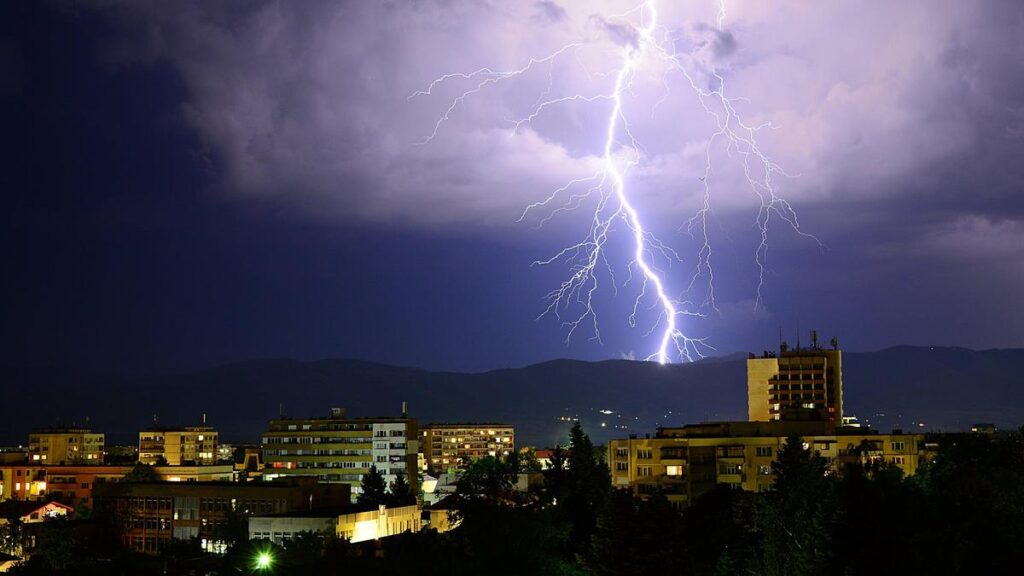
[410,0,820,363]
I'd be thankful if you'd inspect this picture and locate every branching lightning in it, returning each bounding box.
[409,1,820,364]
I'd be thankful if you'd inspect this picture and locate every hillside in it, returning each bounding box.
[2,347,1022,446]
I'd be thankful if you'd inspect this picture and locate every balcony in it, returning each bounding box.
[659,447,687,462]
[716,446,745,460]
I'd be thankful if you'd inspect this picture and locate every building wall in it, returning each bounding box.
[92,480,349,554]
[336,504,421,543]
[28,430,104,465]
[249,515,336,546]
[747,359,778,421]
[248,504,422,546]
[0,466,48,501]
[261,414,418,500]
[748,348,843,423]
[420,424,515,471]
[0,465,235,511]
[608,431,929,509]
[139,427,218,466]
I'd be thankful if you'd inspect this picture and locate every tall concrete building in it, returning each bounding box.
[261,407,417,499]
[28,428,104,465]
[138,426,219,466]
[420,423,514,472]
[748,332,843,424]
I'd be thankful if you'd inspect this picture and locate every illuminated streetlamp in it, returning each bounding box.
[254,551,273,571]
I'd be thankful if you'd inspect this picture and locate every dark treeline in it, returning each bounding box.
[5,424,1024,575]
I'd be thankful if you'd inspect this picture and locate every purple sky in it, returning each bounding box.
[2,1,1023,372]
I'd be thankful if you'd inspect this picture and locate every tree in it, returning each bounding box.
[757,434,833,576]
[455,456,516,502]
[518,447,543,473]
[586,488,637,576]
[388,473,416,506]
[359,465,388,506]
[544,445,568,504]
[561,420,606,549]
[36,517,77,572]
[122,462,159,483]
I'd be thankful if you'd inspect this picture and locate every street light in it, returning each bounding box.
[254,551,273,571]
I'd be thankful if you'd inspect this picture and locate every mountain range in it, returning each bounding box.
[3,346,1023,447]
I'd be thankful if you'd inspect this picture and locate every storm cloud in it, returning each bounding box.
[58,0,1024,356]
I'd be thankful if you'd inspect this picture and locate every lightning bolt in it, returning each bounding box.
[409,1,820,363]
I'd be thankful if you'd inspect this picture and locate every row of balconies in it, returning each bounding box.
[262,437,373,445]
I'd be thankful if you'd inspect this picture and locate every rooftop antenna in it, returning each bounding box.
[811,330,819,350]
[202,412,207,425]
[796,319,801,351]
[153,413,158,427]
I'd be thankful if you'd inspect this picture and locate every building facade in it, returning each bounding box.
[748,337,843,423]
[28,428,104,465]
[420,423,515,471]
[249,503,421,545]
[261,408,418,499]
[608,421,932,509]
[138,426,218,466]
[0,464,235,510]
[93,479,349,554]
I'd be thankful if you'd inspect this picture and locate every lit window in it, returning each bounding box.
[665,465,683,476]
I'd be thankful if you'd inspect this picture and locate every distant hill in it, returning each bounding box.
[3,347,1023,447]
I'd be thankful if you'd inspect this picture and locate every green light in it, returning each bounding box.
[255,551,272,570]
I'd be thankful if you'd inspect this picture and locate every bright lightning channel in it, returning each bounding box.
[409,1,819,363]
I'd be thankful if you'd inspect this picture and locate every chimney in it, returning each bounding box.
[401,401,408,418]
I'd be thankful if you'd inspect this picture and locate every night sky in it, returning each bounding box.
[2,1,1023,375]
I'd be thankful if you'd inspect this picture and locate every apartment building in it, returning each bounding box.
[27,428,104,465]
[138,426,218,465]
[608,420,932,509]
[261,407,417,499]
[0,464,235,509]
[420,423,515,471]
[748,333,843,423]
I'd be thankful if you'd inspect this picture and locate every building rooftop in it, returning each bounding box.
[253,502,389,518]
[138,426,216,433]
[29,427,102,434]
[423,423,514,428]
